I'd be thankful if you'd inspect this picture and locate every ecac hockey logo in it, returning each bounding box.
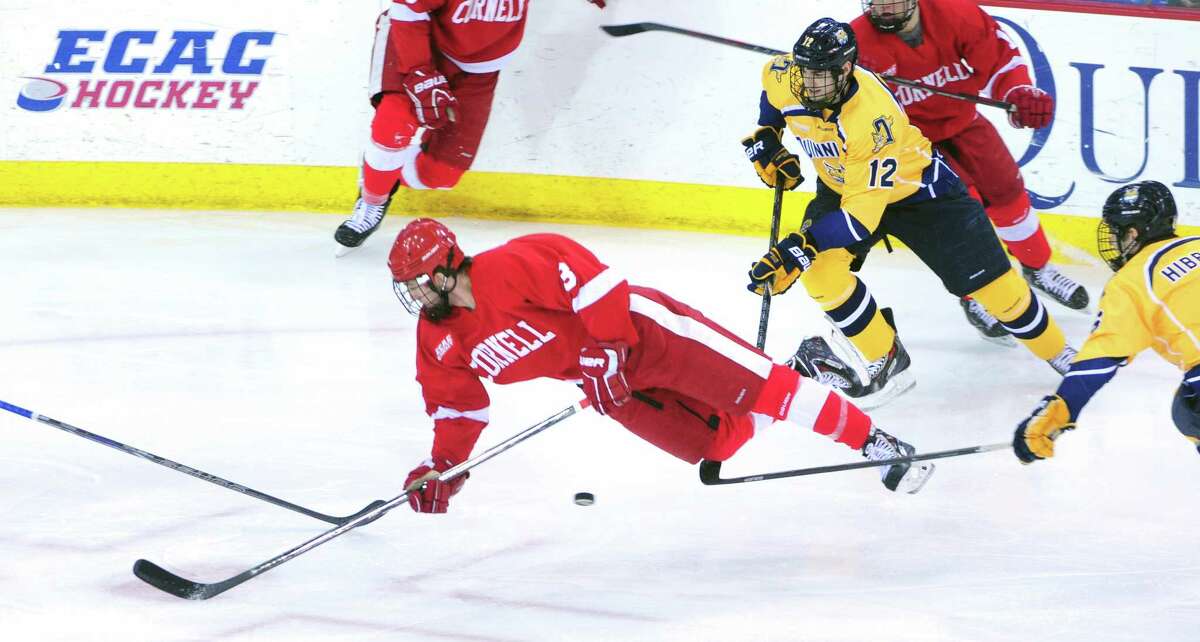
[17,29,276,113]
[17,77,69,112]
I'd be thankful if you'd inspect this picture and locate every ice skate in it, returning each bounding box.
[1023,264,1090,311]
[959,297,1017,348]
[335,197,391,256]
[788,332,915,410]
[861,426,935,494]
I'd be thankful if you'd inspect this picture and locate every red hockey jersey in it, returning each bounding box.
[384,0,532,74]
[850,0,1033,142]
[414,233,638,463]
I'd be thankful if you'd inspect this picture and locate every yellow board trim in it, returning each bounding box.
[2,160,1195,262]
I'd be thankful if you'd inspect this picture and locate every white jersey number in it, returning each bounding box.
[558,262,577,291]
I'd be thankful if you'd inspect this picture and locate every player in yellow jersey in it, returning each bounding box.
[1015,181,1200,462]
[742,17,1075,408]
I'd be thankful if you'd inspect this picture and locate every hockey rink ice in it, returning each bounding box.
[2,208,1198,641]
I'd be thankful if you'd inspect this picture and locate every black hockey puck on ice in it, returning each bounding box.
[573,492,595,506]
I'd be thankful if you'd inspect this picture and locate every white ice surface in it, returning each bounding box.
[1,209,1198,641]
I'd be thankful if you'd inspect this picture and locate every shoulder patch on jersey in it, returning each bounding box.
[768,55,792,83]
[871,115,896,153]
[435,333,454,361]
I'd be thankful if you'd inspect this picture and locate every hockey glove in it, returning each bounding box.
[1004,85,1053,129]
[742,127,804,191]
[1013,394,1075,463]
[404,457,468,513]
[402,65,458,130]
[579,340,632,415]
[747,232,817,296]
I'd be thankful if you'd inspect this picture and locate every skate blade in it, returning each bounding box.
[899,462,936,495]
[855,369,916,411]
[980,333,1018,349]
[334,243,360,258]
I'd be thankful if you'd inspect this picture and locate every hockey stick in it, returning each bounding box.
[698,442,1009,485]
[132,400,587,600]
[699,182,786,482]
[756,181,786,350]
[0,399,385,526]
[600,22,1017,114]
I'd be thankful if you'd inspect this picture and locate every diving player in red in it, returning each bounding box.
[390,219,937,512]
[852,0,1090,343]
[333,0,606,254]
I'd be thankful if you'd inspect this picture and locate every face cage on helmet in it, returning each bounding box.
[862,0,917,32]
[790,64,851,111]
[393,272,456,321]
[1096,219,1135,272]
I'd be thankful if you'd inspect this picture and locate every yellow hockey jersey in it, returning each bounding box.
[759,56,935,234]
[1079,235,1200,371]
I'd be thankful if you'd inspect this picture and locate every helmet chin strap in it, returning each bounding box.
[421,250,460,322]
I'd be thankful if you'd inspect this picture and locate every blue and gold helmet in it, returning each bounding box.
[1097,180,1178,271]
[791,18,858,110]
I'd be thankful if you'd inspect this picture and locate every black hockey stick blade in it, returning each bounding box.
[599,22,658,37]
[699,442,1009,485]
[333,499,388,526]
[133,402,585,600]
[133,559,239,600]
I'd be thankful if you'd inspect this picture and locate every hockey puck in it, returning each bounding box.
[573,492,595,506]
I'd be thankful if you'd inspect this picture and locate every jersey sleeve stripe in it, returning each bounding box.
[430,406,490,423]
[571,268,625,312]
[984,60,1026,100]
[982,26,1026,98]
[389,3,431,21]
[368,13,392,97]
[629,293,773,379]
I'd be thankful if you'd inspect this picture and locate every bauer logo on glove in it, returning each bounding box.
[747,232,818,296]
[742,126,804,191]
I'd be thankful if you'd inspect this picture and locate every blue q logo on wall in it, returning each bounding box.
[17,29,275,112]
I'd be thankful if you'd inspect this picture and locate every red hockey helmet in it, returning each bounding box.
[388,218,465,282]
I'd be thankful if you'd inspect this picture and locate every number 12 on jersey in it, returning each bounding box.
[868,158,898,188]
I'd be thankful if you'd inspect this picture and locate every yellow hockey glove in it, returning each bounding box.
[1013,394,1075,463]
[742,127,804,191]
[747,232,817,296]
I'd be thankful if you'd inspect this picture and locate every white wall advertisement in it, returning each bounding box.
[2,1,1197,225]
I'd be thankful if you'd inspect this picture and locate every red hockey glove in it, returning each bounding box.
[742,126,804,191]
[1004,85,1054,129]
[747,232,817,296]
[401,65,458,130]
[579,341,631,415]
[586,0,606,8]
[404,457,468,513]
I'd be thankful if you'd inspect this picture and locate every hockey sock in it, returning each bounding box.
[766,371,871,449]
[989,195,1051,269]
[822,277,894,362]
[805,386,871,449]
[969,269,1066,360]
[361,155,404,204]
